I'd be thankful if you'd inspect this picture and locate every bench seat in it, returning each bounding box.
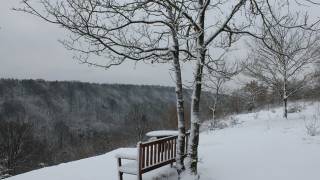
[118,162,138,175]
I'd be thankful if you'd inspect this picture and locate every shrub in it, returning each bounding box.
[216,121,228,129]
[305,115,319,136]
[230,116,240,127]
[288,104,303,113]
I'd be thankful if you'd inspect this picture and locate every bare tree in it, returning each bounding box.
[165,1,320,176]
[16,0,193,174]
[245,17,320,118]
[242,80,268,111]
[204,60,239,130]
[16,0,320,177]
[125,104,149,142]
[0,121,35,175]
[0,164,10,179]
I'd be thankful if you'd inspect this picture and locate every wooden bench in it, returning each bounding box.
[116,134,189,180]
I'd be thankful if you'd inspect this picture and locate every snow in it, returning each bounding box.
[7,101,320,180]
[118,162,138,175]
[145,130,178,137]
[115,153,137,160]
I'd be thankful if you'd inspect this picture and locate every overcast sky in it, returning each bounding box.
[1,1,319,87]
[0,0,196,86]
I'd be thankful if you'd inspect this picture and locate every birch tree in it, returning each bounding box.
[16,0,320,178]
[245,18,320,118]
[165,1,320,177]
[16,0,194,174]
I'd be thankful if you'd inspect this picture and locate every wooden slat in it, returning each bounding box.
[168,141,171,159]
[164,142,167,161]
[170,139,173,159]
[164,142,166,160]
[172,139,175,159]
[146,146,149,167]
[174,139,177,158]
[154,144,157,164]
[136,134,191,171]
[150,144,153,166]
[169,141,172,159]
[158,143,161,163]
[168,140,171,160]
[185,134,189,153]
[142,146,145,168]
[160,142,164,161]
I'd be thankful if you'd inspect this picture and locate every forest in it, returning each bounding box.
[1,77,320,176]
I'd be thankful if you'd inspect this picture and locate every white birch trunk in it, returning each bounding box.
[172,42,186,174]
[187,0,206,177]
[167,7,186,175]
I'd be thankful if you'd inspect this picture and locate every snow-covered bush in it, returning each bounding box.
[38,162,47,168]
[305,115,320,136]
[216,121,228,129]
[207,119,228,130]
[288,104,303,113]
[253,112,259,119]
[230,116,240,127]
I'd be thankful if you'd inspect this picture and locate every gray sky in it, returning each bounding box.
[1,1,318,88]
[0,0,195,86]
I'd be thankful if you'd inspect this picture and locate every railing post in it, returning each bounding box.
[137,142,142,180]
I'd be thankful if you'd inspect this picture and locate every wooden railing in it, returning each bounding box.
[138,132,189,173]
[117,132,190,180]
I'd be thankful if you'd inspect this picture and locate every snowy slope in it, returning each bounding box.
[198,102,320,180]
[7,102,320,180]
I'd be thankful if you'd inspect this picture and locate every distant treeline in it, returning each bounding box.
[2,78,318,177]
[0,79,215,176]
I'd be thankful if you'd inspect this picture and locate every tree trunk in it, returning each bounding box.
[283,97,288,118]
[283,64,288,119]
[283,79,288,119]
[172,44,186,174]
[212,87,220,129]
[168,7,186,174]
[210,102,217,130]
[210,107,216,130]
[187,51,205,176]
[187,0,206,177]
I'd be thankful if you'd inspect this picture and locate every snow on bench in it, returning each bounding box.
[116,134,189,180]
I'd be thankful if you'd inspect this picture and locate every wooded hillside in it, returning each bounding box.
[0,79,215,175]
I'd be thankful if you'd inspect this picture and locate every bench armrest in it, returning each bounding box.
[116,153,137,161]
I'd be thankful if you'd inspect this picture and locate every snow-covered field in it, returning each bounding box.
[7,101,320,180]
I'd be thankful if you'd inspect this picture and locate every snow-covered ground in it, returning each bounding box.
[7,101,320,180]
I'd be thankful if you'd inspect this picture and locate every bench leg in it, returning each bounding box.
[170,162,173,168]
[138,173,142,180]
[117,158,123,180]
[118,172,123,180]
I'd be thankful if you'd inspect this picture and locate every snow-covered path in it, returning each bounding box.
[7,102,320,180]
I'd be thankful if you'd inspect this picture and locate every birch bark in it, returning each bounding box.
[187,0,206,173]
[167,6,186,174]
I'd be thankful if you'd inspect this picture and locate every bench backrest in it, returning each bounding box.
[137,133,189,173]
